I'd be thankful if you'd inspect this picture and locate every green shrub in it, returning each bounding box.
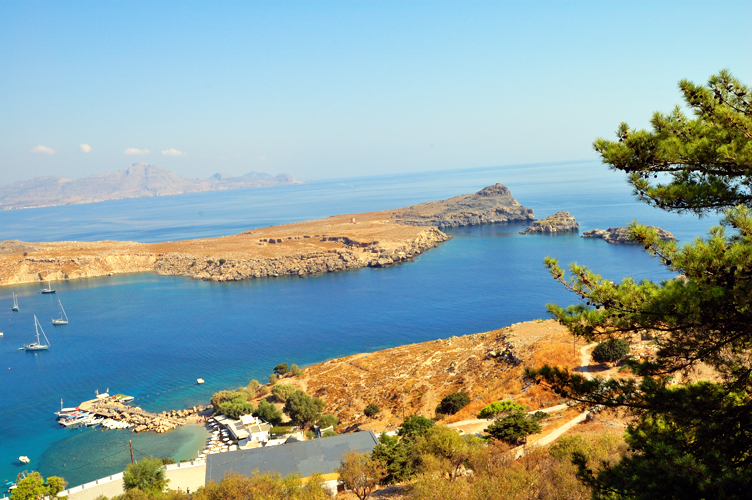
[398,415,435,438]
[270,425,291,435]
[477,400,525,419]
[364,403,380,418]
[485,410,546,444]
[274,363,290,375]
[218,259,226,265]
[317,414,338,429]
[272,384,297,403]
[591,338,630,363]
[123,456,167,492]
[291,364,302,376]
[269,374,278,385]
[435,392,471,415]
[284,390,324,428]
[255,400,283,425]
[206,260,214,265]
[159,457,175,465]
[322,429,337,438]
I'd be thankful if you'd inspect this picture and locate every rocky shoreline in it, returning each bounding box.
[520,211,579,234]
[582,226,676,244]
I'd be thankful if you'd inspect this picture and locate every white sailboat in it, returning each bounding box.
[52,299,69,325]
[40,277,56,294]
[12,292,19,311]
[24,315,50,351]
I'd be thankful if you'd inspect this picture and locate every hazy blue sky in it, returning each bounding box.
[1,1,750,183]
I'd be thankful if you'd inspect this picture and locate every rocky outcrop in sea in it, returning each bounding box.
[391,183,534,228]
[582,226,676,244]
[520,211,579,234]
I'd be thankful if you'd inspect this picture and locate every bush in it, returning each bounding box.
[322,429,337,438]
[194,471,329,500]
[284,390,324,428]
[372,433,421,484]
[364,403,380,418]
[435,392,471,415]
[337,451,386,500]
[123,456,167,492]
[255,400,283,425]
[271,384,297,403]
[218,259,226,265]
[273,363,290,375]
[477,400,525,419]
[257,386,270,397]
[398,415,435,438]
[317,414,338,429]
[218,399,254,419]
[269,374,278,385]
[591,338,630,364]
[159,457,175,465]
[291,364,302,376]
[10,472,67,500]
[270,425,291,435]
[485,410,546,445]
[210,390,241,410]
[247,379,260,392]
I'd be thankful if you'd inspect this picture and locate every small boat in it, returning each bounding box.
[18,456,30,464]
[12,292,19,311]
[55,399,79,419]
[40,277,56,294]
[23,316,51,351]
[52,299,69,325]
[197,378,205,385]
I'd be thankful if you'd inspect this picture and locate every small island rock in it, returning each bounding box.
[582,226,676,244]
[520,211,579,234]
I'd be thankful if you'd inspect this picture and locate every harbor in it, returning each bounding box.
[58,393,209,434]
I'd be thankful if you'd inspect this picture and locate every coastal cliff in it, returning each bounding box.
[520,211,579,234]
[390,183,534,228]
[0,183,532,287]
[582,226,676,244]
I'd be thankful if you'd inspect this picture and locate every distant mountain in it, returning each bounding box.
[0,164,302,210]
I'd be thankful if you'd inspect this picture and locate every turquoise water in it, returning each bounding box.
[0,161,718,487]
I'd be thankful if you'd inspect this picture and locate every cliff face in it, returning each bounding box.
[582,226,676,244]
[520,211,579,234]
[390,183,534,228]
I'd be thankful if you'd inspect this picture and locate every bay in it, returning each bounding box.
[0,161,718,488]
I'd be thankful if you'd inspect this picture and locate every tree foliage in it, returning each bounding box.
[11,472,67,500]
[123,456,168,493]
[477,400,525,419]
[271,383,297,403]
[530,70,752,498]
[317,413,338,429]
[435,392,471,416]
[194,471,329,500]
[364,403,380,418]
[397,414,435,438]
[591,338,630,364]
[283,390,324,429]
[337,451,386,500]
[485,410,545,445]
[371,434,422,484]
[273,363,290,375]
[255,399,283,425]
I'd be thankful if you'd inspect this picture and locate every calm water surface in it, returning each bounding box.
[0,162,718,487]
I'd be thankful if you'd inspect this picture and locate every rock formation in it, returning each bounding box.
[520,211,579,234]
[582,226,677,244]
[390,183,534,228]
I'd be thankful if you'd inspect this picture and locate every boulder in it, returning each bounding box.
[520,211,579,234]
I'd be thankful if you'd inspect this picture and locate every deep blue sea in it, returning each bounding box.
[0,161,719,488]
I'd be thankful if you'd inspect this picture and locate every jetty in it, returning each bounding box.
[76,396,208,433]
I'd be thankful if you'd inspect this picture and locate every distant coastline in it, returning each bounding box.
[0,164,302,210]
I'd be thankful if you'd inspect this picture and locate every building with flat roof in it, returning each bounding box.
[206,431,380,495]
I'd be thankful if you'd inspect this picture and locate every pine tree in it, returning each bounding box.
[531,70,752,499]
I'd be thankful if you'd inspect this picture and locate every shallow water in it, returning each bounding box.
[0,161,718,487]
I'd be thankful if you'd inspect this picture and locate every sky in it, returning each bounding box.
[1,1,750,183]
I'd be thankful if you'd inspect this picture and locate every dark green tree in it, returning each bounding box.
[283,390,324,429]
[271,383,297,403]
[531,70,752,498]
[254,399,283,425]
[591,338,630,364]
[123,456,168,493]
[273,363,290,375]
[371,434,422,484]
[485,410,545,445]
[477,400,525,419]
[317,413,338,429]
[435,392,471,415]
[364,403,380,418]
[397,414,435,438]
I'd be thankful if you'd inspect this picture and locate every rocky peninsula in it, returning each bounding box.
[582,226,677,244]
[520,211,579,234]
[0,183,535,287]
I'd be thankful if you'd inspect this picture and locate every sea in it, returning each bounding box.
[0,160,720,489]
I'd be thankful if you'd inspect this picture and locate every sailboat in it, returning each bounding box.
[12,292,19,311]
[52,299,69,325]
[24,315,50,351]
[40,277,56,294]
